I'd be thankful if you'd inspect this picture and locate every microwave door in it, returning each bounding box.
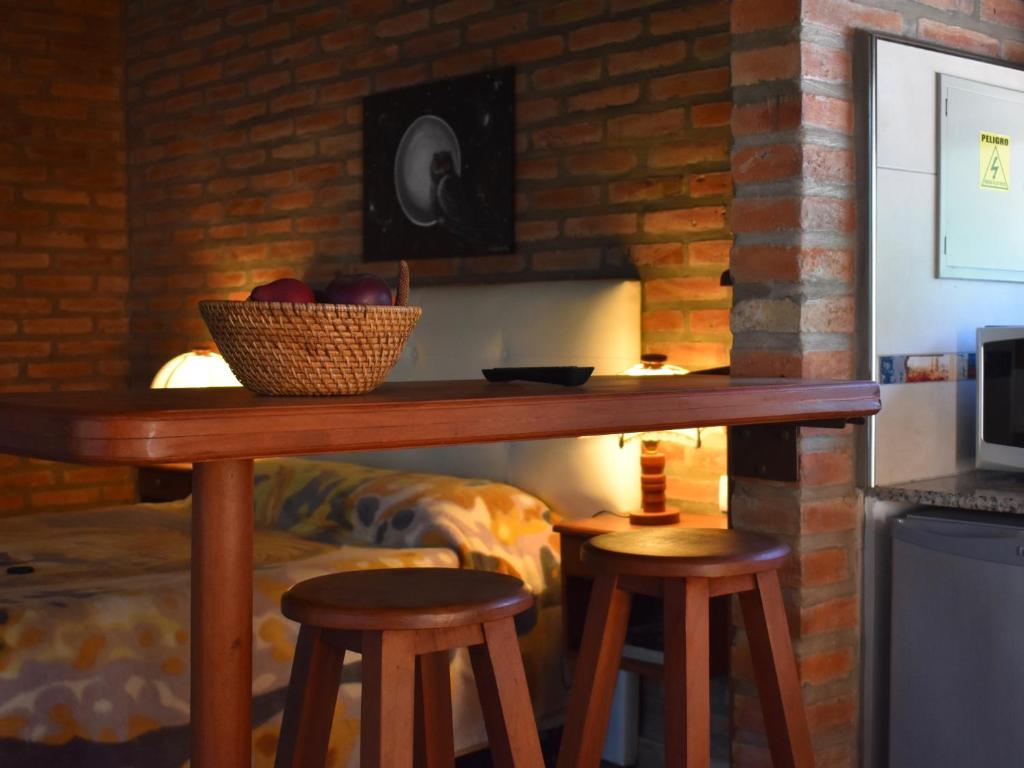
[983,339,1024,448]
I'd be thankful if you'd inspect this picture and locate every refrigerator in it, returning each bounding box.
[890,510,1024,767]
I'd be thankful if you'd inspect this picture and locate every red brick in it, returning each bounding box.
[731,0,800,32]
[651,2,729,35]
[649,67,730,101]
[804,144,854,184]
[630,243,685,266]
[532,121,602,149]
[732,44,801,86]
[982,0,1024,25]
[644,206,726,235]
[270,191,314,210]
[377,9,430,38]
[802,196,855,233]
[648,138,729,168]
[294,8,341,34]
[564,213,636,237]
[272,38,316,65]
[468,12,528,43]
[733,144,801,184]
[374,64,428,92]
[802,0,903,33]
[320,23,370,53]
[569,19,642,51]
[732,95,801,136]
[250,118,293,143]
[688,171,731,197]
[531,186,602,211]
[806,694,857,734]
[532,248,602,271]
[569,83,639,113]
[801,595,858,636]
[803,43,851,84]
[404,29,463,59]
[801,448,853,486]
[689,308,730,333]
[27,361,94,380]
[917,18,999,57]
[608,108,685,139]
[498,35,565,66]
[643,309,686,333]
[1003,39,1024,63]
[691,100,732,128]
[432,49,492,78]
[539,0,604,26]
[608,40,687,76]
[609,176,684,204]
[731,196,801,233]
[21,188,89,206]
[182,18,221,42]
[533,59,602,90]
[689,239,731,265]
[566,148,637,176]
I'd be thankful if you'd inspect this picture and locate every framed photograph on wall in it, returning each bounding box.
[362,67,515,261]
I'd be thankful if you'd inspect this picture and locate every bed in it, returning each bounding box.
[0,279,641,767]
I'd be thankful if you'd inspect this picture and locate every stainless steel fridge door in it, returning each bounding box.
[890,512,1024,768]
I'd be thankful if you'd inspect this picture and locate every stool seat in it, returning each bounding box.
[276,567,544,767]
[558,527,813,768]
[584,528,790,578]
[281,567,532,630]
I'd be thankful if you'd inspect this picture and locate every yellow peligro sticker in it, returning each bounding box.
[980,131,1010,191]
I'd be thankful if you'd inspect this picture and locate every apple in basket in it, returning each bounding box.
[247,277,315,303]
[322,273,392,306]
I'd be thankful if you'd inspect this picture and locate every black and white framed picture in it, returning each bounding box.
[362,67,515,261]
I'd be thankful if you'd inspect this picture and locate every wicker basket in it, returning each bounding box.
[199,298,421,396]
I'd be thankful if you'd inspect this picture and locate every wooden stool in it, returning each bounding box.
[557,529,814,768]
[274,568,544,768]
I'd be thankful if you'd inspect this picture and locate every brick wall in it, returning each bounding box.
[123,0,734,516]
[0,0,134,517]
[727,1,1024,766]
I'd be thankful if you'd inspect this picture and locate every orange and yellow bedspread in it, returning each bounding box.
[0,458,565,767]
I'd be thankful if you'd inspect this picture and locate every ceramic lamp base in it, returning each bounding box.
[629,510,681,526]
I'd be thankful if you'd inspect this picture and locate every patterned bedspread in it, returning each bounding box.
[0,458,565,767]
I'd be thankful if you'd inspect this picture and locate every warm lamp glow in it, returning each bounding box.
[620,352,689,376]
[151,349,242,389]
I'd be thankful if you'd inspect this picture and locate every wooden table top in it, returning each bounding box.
[0,375,880,465]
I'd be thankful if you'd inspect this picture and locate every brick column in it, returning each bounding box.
[728,1,861,765]
[729,0,1024,764]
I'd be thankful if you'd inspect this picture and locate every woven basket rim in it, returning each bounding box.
[200,299,421,313]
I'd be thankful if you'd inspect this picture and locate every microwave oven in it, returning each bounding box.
[977,326,1024,470]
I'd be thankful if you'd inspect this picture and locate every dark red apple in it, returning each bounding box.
[248,278,316,303]
[323,273,392,306]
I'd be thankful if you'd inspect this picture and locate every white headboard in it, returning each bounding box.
[319,279,642,517]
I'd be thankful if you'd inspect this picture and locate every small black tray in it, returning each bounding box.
[482,366,594,387]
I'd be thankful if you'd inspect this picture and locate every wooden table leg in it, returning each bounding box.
[191,459,254,768]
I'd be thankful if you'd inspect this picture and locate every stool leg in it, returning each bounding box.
[739,569,814,768]
[274,625,345,768]
[556,574,632,768]
[414,651,454,768]
[361,630,417,768]
[469,618,544,768]
[663,577,710,768]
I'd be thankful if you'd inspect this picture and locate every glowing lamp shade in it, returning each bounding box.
[621,353,689,377]
[620,353,696,525]
[151,349,242,389]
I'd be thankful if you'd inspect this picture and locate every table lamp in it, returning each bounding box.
[621,353,700,525]
[151,348,241,389]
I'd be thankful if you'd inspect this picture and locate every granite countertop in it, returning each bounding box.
[872,470,1024,514]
